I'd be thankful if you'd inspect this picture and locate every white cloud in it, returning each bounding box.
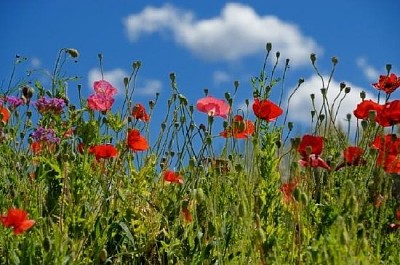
[124,3,322,66]
[31,57,41,68]
[285,75,377,132]
[356,57,380,81]
[213,70,231,85]
[136,79,162,96]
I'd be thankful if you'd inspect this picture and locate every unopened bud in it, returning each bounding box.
[310,53,317,64]
[386,64,392,74]
[66,48,79,58]
[331,56,338,65]
[276,51,280,59]
[345,87,351,94]
[340,82,346,90]
[266,42,272,52]
[360,91,366,100]
[22,85,34,104]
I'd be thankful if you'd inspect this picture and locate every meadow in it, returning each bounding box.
[0,44,399,264]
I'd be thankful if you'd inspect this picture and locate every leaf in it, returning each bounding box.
[119,222,135,248]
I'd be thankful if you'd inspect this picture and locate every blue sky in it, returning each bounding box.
[1,0,399,135]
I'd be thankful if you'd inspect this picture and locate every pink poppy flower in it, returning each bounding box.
[196,96,230,119]
[87,80,117,112]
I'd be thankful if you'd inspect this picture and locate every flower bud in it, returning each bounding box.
[386,64,392,74]
[266,42,272,52]
[331,56,338,65]
[360,91,366,99]
[310,53,317,64]
[340,82,346,90]
[345,87,351,94]
[66,48,79,58]
[22,85,34,104]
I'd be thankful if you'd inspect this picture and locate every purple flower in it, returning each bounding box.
[31,126,60,143]
[6,96,24,109]
[34,97,66,115]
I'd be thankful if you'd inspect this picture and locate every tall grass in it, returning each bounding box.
[0,45,399,264]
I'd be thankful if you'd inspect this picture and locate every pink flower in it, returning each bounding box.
[196,96,230,119]
[87,80,117,112]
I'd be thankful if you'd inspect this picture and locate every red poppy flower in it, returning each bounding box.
[372,73,400,94]
[181,207,193,223]
[1,208,35,235]
[377,153,400,174]
[132,103,150,122]
[163,170,184,184]
[127,129,149,151]
[336,146,365,171]
[196,96,230,119]
[375,100,400,127]
[280,182,298,204]
[371,134,400,155]
[220,115,255,139]
[0,105,10,123]
[252,98,283,122]
[353,100,383,120]
[88,144,118,160]
[297,135,330,170]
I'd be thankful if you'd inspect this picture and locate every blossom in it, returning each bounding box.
[372,134,400,173]
[34,97,66,115]
[252,98,283,122]
[280,181,298,204]
[5,96,24,109]
[375,100,400,127]
[31,127,60,143]
[132,103,150,122]
[163,170,184,184]
[88,144,118,160]
[220,115,255,139]
[196,96,230,119]
[181,207,193,223]
[297,135,331,170]
[87,80,117,112]
[0,105,10,123]
[372,73,400,94]
[127,129,149,151]
[353,99,383,120]
[335,146,365,171]
[1,208,35,235]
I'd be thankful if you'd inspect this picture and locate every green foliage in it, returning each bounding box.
[0,46,399,264]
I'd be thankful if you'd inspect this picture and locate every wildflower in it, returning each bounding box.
[87,80,117,112]
[88,144,118,160]
[375,100,400,127]
[0,105,10,123]
[196,96,230,119]
[297,135,331,170]
[353,99,383,120]
[252,98,283,122]
[335,146,365,171]
[163,170,184,184]
[34,97,66,115]
[372,134,400,155]
[372,73,400,94]
[1,208,35,235]
[220,115,255,139]
[31,127,60,143]
[131,103,150,122]
[181,207,193,223]
[127,129,149,151]
[5,96,24,109]
[280,181,298,204]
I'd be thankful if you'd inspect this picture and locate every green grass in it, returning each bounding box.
[0,46,399,264]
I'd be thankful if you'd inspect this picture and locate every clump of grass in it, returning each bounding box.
[0,44,399,264]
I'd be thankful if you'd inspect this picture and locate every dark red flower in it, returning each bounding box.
[1,208,35,235]
[372,73,400,94]
[297,135,330,170]
[181,207,193,223]
[336,146,365,171]
[353,100,383,120]
[252,98,283,122]
[163,170,184,184]
[132,103,150,122]
[371,134,400,155]
[281,182,298,204]
[88,144,118,160]
[220,115,255,139]
[127,129,149,151]
[375,100,400,127]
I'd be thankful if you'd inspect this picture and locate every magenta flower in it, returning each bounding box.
[34,97,66,115]
[87,80,117,112]
[196,96,230,119]
[5,96,24,109]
